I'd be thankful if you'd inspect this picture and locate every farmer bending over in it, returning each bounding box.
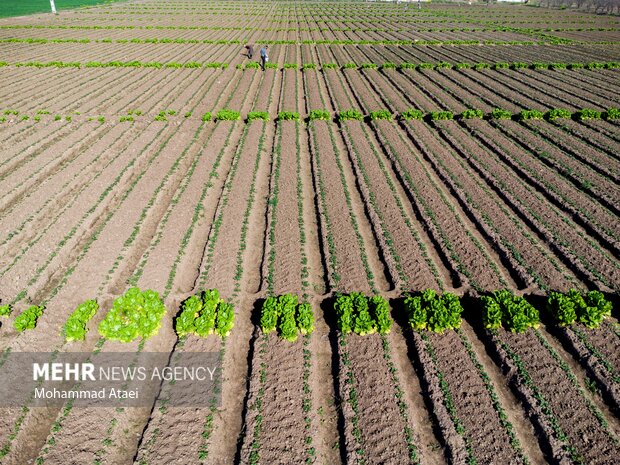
[245,44,254,59]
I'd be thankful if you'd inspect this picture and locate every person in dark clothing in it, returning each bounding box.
[260,45,268,71]
[245,44,254,59]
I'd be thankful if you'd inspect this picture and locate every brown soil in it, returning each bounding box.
[200,123,268,296]
[463,119,620,291]
[271,122,305,294]
[523,120,620,182]
[134,336,222,464]
[430,120,580,291]
[385,120,510,291]
[341,121,441,291]
[410,330,469,464]
[459,323,548,465]
[557,119,620,157]
[554,323,620,412]
[428,329,528,464]
[499,328,620,464]
[342,333,415,464]
[307,121,376,293]
[501,120,619,210]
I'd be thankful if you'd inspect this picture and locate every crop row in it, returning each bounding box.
[447,123,618,289]
[335,293,392,336]
[0,60,228,69]
[264,111,285,295]
[491,326,617,463]
[3,107,617,124]
[1,60,617,72]
[46,8,614,21]
[75,10,449,17]
[175,289,235,339]
[1,24,616,33]
[3,37,617,46]
[259,294,314,342]
[4,289,608,341]
[64,11,614,22]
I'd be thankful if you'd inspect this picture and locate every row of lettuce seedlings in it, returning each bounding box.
[3,107,618,125]
[0,36,616,45]
[0,288,233,342]
[2,59,618,70]
[262,289,607,337]
[0,288,612,341]
[3,23,616,33]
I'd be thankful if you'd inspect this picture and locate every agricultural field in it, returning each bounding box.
[0,0,127,19]
[0,0,619,464]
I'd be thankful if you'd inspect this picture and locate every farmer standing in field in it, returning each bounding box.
[260,45,268,71]
[245,43,254,59]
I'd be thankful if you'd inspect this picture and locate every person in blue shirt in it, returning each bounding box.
[260,45,268,71]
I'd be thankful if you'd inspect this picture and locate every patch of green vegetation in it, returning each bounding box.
[401,109,424,120]
[308,109,331,121]
[0,0,127,18]
[216,109,240,121]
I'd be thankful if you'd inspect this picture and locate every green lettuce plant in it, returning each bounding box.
[98,288,165,342]
[63,300,98,342]
[14,305,44,332]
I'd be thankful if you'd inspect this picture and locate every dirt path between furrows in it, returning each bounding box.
[551,323,620,413]
[428,329,530,464]
[522,120,620,182]
[462,120,620,291]
[0,123,134,259]
[200,122,269,296]
[271,122,305,294]
[239,334,308,465]
[387,322,446,465]
[340,121,441,292]
[491,328,620,464]
[556,119,620,157]
[341,333,415,464]
[307,121,376,293]
[499,120,619,210]
[428,120,580,291]
[133,336,222,465]
[379,119,511,291]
